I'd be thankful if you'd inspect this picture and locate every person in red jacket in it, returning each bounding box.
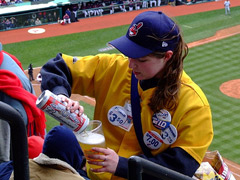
[0,42,46,164]
[63,13,71,24]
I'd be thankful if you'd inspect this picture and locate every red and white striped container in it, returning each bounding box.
[36,90,89,134]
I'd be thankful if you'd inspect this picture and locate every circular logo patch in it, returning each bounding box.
[152,109,171,130]
[143,130,163,150]
[28,28,45,34]
[161,124,178,145]
[108,105,128,126]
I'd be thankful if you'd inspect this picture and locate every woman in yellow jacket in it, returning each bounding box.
[40,11,213,180]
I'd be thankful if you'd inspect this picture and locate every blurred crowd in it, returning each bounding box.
[0,0,22,6]
[0,10,59,30]
[78,0,162,17]
[0,0,169,30]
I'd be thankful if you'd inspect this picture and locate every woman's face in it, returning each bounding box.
[128,52,171,80]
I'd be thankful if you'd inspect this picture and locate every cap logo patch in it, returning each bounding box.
[129,22,143,37]
[162,41,168,47]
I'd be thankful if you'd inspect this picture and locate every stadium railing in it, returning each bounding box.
[128,156,194,180]
[0,101,29,180]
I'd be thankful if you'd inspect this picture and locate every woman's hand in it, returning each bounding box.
[87,147,119,174]
[57,94,84,116]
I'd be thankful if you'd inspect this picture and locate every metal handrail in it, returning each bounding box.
[0,101,29,180]
[128,156,194,180]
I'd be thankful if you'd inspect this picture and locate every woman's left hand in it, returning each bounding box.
[87,147,119,174]
[57,94,84,115]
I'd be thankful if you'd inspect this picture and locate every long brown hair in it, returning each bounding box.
[148,34,188,112]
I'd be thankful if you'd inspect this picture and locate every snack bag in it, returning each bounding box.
[193,162,224,180]
[203,151,236,180]
[193,150,236,180]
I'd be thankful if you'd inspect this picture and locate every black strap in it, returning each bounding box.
[131,73,152,157]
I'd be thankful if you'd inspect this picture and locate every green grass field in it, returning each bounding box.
[184,35,240,163]
[2,6,240,164]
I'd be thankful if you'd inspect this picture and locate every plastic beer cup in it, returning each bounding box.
[75,120,106,169]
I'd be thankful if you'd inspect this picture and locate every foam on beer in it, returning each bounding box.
[77,131,105,146]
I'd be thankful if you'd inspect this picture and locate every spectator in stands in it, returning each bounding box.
[97,3,104,16]
[81,2,90,18]
[128,0,134,11]
[82,10,88,18]
[9,17,16,28]
[35,18,42,25]
[78,2,82,10]
[23,19,29,27]
[47,13,53,22]
[9,0,14,4]
[29,18,35,26]
[63,13,71,24]
[135,0,141,10]
[0,42,46,164]
[92,2,98,16]
[0,0,7,6]
[4,19,11,30]
[0,134,43,180]
[5,0,10,5]
[150,0,156,7]
[40,11,213,180]
[70,11,76,22]
[80,2,94,17]
[142,0,148,8]
[42,12,47,23]
[15,0,22,3]
[37,12,42,19]
[92,4,98,16]
[117,0,125,12]
[53,12,58,22]
[110,1,115,14]
[0,161,13,180]
[80,2,85,10]
[10,125,87,180]
[87,2,94,17]
[28,135,44,159]
[0,19,5,30]
[65,8,71,17]
[72,4,79,21]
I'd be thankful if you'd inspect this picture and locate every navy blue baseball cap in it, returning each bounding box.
[109,11,180,59]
